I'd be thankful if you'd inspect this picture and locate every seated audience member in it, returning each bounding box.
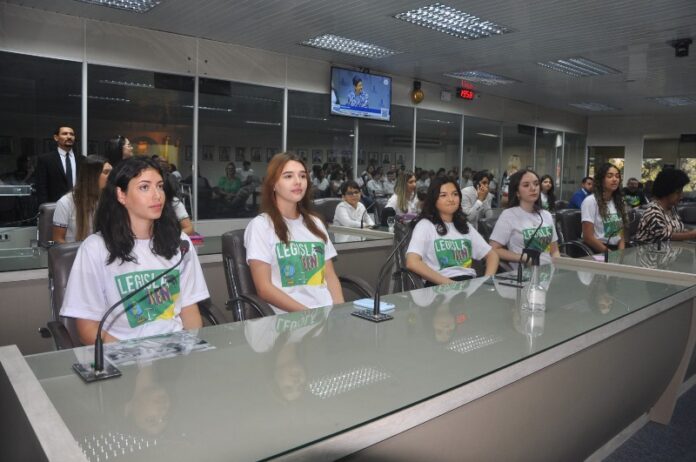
[53,155,112,244]
[245,152,344,314]
[382,170,396,195]
[490,169,560,268]
[461,167,473,188]
[539,174,556,211]
[239,161,255,182]
[406,177,499,287]
[569,176,594,209]
[367,168,385,197]
[416,170,430,189]
[386,171,419,216]
[216,162,242,198]
[311,165,329,198]
[60,157,208,344]
[333,180,374,228]
[623,177,647,209]
[460,170,494,229]
[105,135,133,168]
[581,163,627,252]
[635,168,696,242]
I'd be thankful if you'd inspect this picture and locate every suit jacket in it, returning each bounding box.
[35,150,84,205]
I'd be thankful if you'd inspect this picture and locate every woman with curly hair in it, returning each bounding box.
[581,162,628,252]
[405,177,498,286]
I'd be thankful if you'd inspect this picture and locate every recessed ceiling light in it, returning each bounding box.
[99,79,154,88]
[69,94,130,103]
[308,366,391,399]
[421,118,454,124]
[394,3,512,40]
[537,57,620,77]
[569,102,618,111]
[301,34,400,59]
[182,104,233,112]
[476,132,499,138]
[245,120,282,127]
[75,0,161,13]
[649,96,696,107]
[444,70,519,85]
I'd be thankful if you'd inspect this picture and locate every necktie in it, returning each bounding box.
[65,153,73,187]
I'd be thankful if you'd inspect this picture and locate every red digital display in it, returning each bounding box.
[456,87,475,100]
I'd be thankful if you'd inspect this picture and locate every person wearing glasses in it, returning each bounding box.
[333,180,375,228]
[490,169,560,269]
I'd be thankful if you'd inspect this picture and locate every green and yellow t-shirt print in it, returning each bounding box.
[603,213,623,238]
[434,238,472,270]
[115,270,180,328]
[275,241,326,287]
[522,225,554,253]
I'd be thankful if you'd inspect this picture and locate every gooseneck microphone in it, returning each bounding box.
[352,223,414,323]
[73,240,191,383]
[360,201,376,229]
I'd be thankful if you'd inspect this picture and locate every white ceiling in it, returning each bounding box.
[6,0,696,116]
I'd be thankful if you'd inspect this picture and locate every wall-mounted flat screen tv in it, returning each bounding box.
[330,67,392,122]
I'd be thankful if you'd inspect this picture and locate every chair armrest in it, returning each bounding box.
[338,275,374,299]
[226,294,275,321]
[46,320,76,350]
[198,299,229,326]
[393,268,424,291]
[558,240,594,257]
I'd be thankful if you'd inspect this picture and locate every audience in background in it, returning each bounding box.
[635,168,696,242]
[367,168,386,197]
[36,126,83,205]
[460,170,494,230]
[581,163,627,252]
[569,176,594,209]
[539,174,556,211]
[333,180,374,228]
[623,177,647,209]
[105,135,133,168]
[386,171,419,216]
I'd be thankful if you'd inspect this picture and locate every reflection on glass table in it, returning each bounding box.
[606,241,696,274]
[23,266,691,461]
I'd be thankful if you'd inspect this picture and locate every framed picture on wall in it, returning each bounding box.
[381,152,392,164]
[327,149,337,163]
[297,149,308,162]
[219,146,231,162]
[266,147,277,162]
[251,147,261,162]
[184,145,193,162]
[235,146,246,162]
[368,151,379,163]
[396,153,405,166]
[310,149,322,164]
[202,145,214,161]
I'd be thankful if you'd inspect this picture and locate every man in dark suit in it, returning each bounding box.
[35,126,84,205]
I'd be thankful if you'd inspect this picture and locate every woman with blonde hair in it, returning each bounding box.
[386,171,419,216]
[244,152,344,314]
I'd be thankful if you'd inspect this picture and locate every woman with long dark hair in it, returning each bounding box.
[490,169,560,268]
[106,135,134,168]
[60,157,208,344]
[582,162,628,252]
[52,155,112,243]
[406,177,498,286]
[539,174,556,211]
[244,152,344,314]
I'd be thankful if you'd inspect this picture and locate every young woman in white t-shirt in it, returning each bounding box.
[386,171,419,216]
[406,177,499,287]
[490,169,560,268]
[581,162,627,252]
[61,157,207,344]
[245,152,344,314]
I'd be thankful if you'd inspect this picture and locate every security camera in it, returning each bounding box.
[669,38,692,58]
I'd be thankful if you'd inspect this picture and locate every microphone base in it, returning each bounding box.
[73,362,122,383]
[351,309,394,323]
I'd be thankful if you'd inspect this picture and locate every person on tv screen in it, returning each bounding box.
[347,76,369,108]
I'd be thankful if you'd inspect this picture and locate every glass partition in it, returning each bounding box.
[197,78,283,218]
[502,123,534,172]
[359,105,414,175]
[463,117,501,202]
[0,51,82,237]
[287,91,354,198]
[415,109,461,182]
[535,128,562,186]
[588,146,624,177]
[561,132,587,200]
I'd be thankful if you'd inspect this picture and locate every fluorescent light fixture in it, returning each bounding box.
[69,94,130,103]
[421,118,454,124]
[537,57,620,77]
[447,334,502,354]
[75,0,161,13]
[365,122,397,129]
[394,3,512,40]
[569,102,618,111]
[476,132,499,138]
[649,96,696,107]
[290,115,329,122]
[182,104,233,112]
[308,366,391,399]
[301,34,400,59]
[245,120,282,126]
[444,70,519,85]
[99,79,154,88]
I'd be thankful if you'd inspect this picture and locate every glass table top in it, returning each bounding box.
[606,241,696,275]
[24,265,691,461]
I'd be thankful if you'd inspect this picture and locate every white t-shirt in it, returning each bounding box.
[460,186,493,228]
[540,192,549,210]
[333,200,374,228]
[244,213,338,314]
[60,233,210,341]
[490,207,558,268]
[244,307,330,353]
[172,197,189,222]
[53,192,81,243]
[581,195,623,245]
[406,220,491,279]
[386,193,419,215]
[367,179,385,196]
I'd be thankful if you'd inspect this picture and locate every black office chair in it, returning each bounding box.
[626,208,644,244]
[554,200,569,210]
[555,209,593,257]
[37,202,56,248]
[43,242,224,350]
[477,215,498,242]
[393,222,424,292]
[381,207,396,226]
[221,229,373,322]
[677,204,696,225]
[312,198,342,224]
